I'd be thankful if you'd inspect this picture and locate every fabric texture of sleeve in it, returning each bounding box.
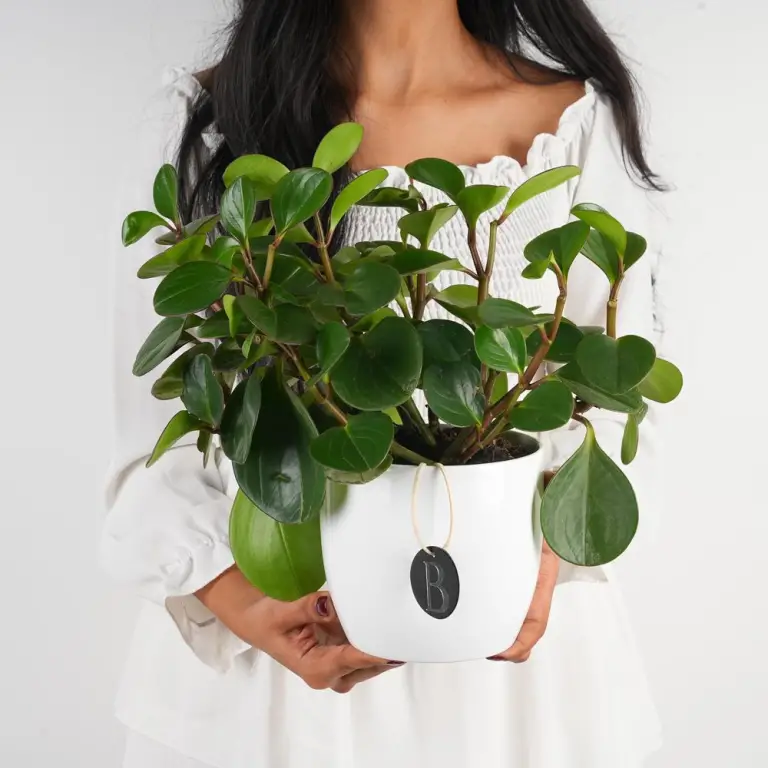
[544,92,668,585]
[101,67,250,672]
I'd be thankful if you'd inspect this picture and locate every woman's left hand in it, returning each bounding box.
[488,538,560,663]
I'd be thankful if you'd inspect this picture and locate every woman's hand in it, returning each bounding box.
[197,567,402,693]
[489,469,560,663]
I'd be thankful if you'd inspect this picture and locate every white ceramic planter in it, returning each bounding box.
[320,434,544,663]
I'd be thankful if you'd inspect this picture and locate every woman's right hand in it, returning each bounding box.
[196,566,403,693]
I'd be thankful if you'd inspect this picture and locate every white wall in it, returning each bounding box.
[0,0,765,766]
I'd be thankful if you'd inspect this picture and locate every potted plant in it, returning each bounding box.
[121,123,682,663]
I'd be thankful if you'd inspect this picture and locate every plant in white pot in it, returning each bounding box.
[121,123,683,663]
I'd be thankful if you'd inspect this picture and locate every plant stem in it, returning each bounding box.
[396,295,412,319]
[314,213,336,284]
[478,220,499,303]
[391,441,435,465]
[262,242,277,290]
[282,344,348,425]
[415,274,427,321]
[467,228,485,278]
[606,272,624,338]
[242,241,263,293]
[403,399,437,447]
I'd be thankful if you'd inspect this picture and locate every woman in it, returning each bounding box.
[105,1,666,766]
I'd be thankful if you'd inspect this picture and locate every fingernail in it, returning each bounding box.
[316,596,330,617]
[488,655,505,661]
[387,661,405,666]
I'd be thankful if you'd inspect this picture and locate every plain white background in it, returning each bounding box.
[1,0,765,766]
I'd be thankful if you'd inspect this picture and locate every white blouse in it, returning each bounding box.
[103,68,665,768]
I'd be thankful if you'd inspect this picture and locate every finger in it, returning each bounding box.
[332,663,405,694]
[490,541,560,663]
[276,592,343,635]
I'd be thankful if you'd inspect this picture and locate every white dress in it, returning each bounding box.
[104,68,666,768]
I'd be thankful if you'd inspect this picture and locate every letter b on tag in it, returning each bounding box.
[410,547,460,619]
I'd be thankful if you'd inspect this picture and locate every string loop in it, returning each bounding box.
[410,463,455,557]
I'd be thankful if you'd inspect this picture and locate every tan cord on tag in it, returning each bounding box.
[411,463,455,557]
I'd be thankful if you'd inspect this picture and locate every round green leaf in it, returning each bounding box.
[137,235,206,279]
[423,360,485,427]
[330,169,388,231]
[220,376,262,464]
[405,158,466,198]
[146,411,204,467]
[621,413,640,465]
[398,205,458,249]
[181,354,225,426]
[502,166,580,219]
[358,187,421,214]
[522,259,550,280]
[212,340,247,372]
[349,307,397,334]
[153,262,232,316]
[230,491,325,601]
[637,358,683,403]
[197,309,251,339]
[313,123,364,173]
[576,334,656,394]
[272,168,333,234]
[273,305,316,344]
[581,229,620,283]
[524,221,590,277]
[417,320,476,368]
[223,154,290,197]
[122,211,171,246]
[233,371,325,524]
[387,248,463,276]
[151,344,215,400]
[310,412,394,473]
[221,176,258,243]
[331,317,422,411]
[478,298,541,329]
[311,322,350,384]
[153,164,179,222]
[132,316,187,376]
[455,185,508,229]
[572,203,627,256]
[325,455,393,485]
[343,261,401,316]
[541,420,638,566]
[237,295,277,337]
[509,380,574,432]
[434,284,481,325]
[475,325,527,374]
[556,362,644,413]
[624,233,648,270]
[526,319,584,363]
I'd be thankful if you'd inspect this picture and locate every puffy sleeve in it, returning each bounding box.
[543,93,669,585]
[101,67,250,672]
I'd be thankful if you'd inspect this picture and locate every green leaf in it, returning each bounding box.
[223,155,290,198]
[474,325,527,374]
[272,168,333,234]
[541,420,638,566]
[434,284,481,326]
[310,412,394,473]
[509,381,574,432]
[282,223,316,244]
[237,295,277,337]
[399,205,458,249]
[122,211,171,246]
[576,334,656,394]
[208,237,240,269]
[230,491,325,601]
[325,455,393,485]
[423,360,485,427]
[526,319,584,364]
[310,322,350,384]
[405,158,466,198]
[349,307,397,334]
[196,309,252,339]
[220,376,262,463]
[417,320,476,369]
[638,358,684,403]
[233,371,325,524]
[455,185,508,229]
[197,429,214,468]
[181,354,225,426]
[272,305,316,344]
[621,413,640,465]
[522,259,550,280]
[151,343,215,400]
[490,372,509,405]
[478,298,545,329]
[184,214,220,238]
[249,218,275,238]
[330,169,389,231]
[502,166,580,219]
[331,317,422,410]
[358,187,421,214]
[133,316,187,376]
[153,164,179,222]
[556,362,644,413]
[624,233,648,270]
[313,123,364,173]
[581,229,620,283]
[212,339,247,371]
[387,248,463,276]
[137,236,207,279]
[146,411,205,467]
[524,221,590,277]
[342,261,401,316]
[153,262,232,316]
[220,295,241,338]
[221,176,258,243]
[333,246,360,267]
[571,203,627,256]
[252,250,320,299]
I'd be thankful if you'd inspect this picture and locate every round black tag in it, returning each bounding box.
[410,547,460,619]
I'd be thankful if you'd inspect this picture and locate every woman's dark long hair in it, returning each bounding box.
[178,0,661,227]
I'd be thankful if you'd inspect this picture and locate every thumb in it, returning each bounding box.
[276,591,338,631]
